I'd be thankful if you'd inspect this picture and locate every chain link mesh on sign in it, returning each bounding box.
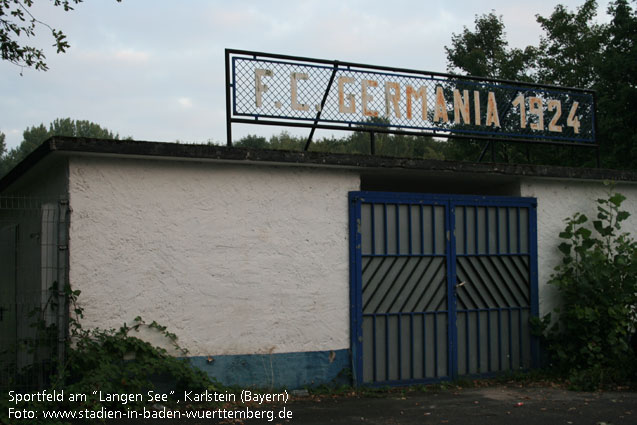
[231,55,595,144]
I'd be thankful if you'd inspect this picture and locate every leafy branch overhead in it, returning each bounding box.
[0,0,121,72]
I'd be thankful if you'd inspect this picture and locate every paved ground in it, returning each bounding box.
[285,385,636,425]
[105,383,637,425]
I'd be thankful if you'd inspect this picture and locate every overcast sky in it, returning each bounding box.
[0,0,611,150]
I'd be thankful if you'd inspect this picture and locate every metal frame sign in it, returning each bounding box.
[225,49,596,150]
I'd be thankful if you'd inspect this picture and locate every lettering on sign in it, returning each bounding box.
[230,52,595,144]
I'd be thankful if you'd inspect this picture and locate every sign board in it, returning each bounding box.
[226,49,596,147]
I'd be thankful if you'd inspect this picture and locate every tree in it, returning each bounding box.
[233,134,269,150]
[534,0,637,169]
[445,1,637,170]
[445,12,537,82]
[234,131,305,151]
[0,118,120,177]
[530,0,605,168]
[1,0,121,72]
[233,127,445,161]
[444,13,539,164]
[0,131,5,156]
[535,0,604,88]
[593,0,637,168]
[0,131,6,176]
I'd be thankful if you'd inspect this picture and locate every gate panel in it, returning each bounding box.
[350,192,538,385]
[453,203,533,376]
[358,200,449,384]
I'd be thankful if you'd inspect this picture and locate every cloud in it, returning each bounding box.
[114,49,151,64]
[178,97,193,108]
[73,47,151,66]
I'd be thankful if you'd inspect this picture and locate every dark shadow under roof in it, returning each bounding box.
[2,136,637,192]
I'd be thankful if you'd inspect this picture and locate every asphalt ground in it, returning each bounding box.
[103,383,637,425]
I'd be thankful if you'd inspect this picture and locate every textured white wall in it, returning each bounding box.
[520,179,637,316]
[68,157,360,356]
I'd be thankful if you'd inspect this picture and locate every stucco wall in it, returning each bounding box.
[520,179,637,316]
[68,156,360,357]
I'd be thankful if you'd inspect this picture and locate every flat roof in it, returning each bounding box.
[2,136,637,192]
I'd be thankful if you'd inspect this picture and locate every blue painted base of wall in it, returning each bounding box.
[188,349,351,389]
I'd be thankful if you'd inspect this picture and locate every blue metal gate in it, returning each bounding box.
[349,192,538,385]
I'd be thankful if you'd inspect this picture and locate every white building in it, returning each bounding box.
[2,136,637,388]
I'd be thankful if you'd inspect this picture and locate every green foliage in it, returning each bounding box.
[534,0,635,169]
[0,283,219,424]
[0,131,6,176]
[61,286,215,410]
[595,0,637,169]
[234,131,305,151]
[535,0,604,88]
[444,12,554,165]
[445,12,537,81]
[0,0,121,72]
[534,184,637,389]
[0,118,120,177]
[234,128,445,161]
[444,1,637,170]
